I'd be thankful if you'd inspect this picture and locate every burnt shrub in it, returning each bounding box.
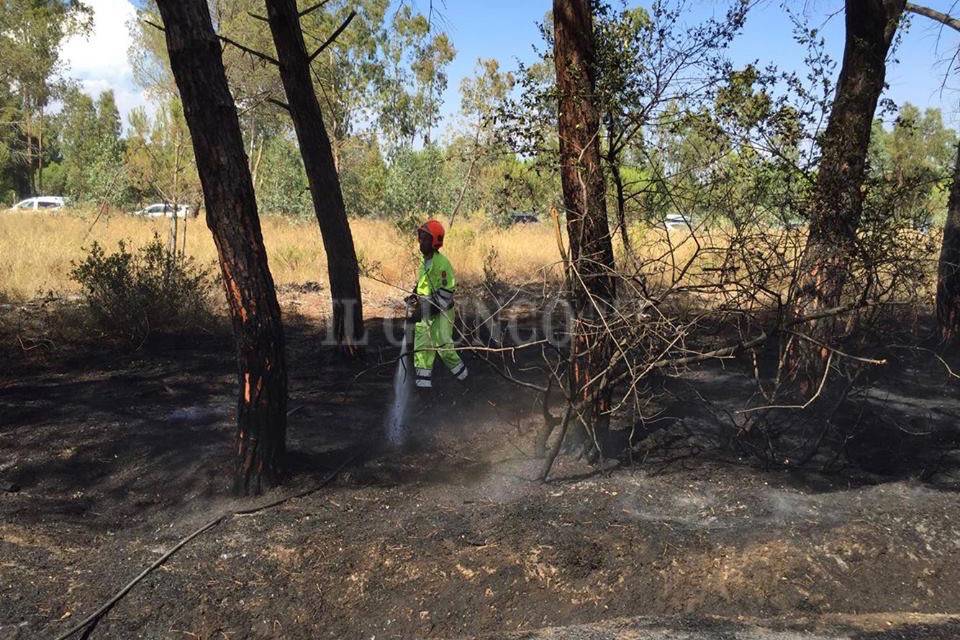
[71,234,215,342]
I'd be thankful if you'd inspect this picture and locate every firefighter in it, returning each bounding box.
[405,219,467,389]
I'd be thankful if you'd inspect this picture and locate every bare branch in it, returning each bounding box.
[267,97,290,111]
[299,0,331,18]
[247,11,269,22]
[143,18,165,32]
[218,34,279,66]
[906,2,960,32]
[736,352,834,414]
[308,10,357,63]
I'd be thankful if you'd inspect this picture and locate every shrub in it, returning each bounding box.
[70,234,215,341]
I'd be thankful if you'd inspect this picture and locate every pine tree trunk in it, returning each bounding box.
[787,0,905,392]
[265,0,364,351]
[156,0,288,495]
[553,0,617,457]
[24,103,33,196]
[937,142,960,345]
[38,107,43,193]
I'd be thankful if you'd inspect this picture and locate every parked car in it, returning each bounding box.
[663,213,691,230]
[133,203,195,218]
[7,196,66,211]
[508,211,539,224]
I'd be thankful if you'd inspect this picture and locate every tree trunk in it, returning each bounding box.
[787,0,905,392]
[156,0,288,495]
[265,0,364,351]
[38,107,43,193]
[251,134,265,189]
[937,142,960,344]
[24,102,33,196]
[553,0,617,457]
[901,5,960,344]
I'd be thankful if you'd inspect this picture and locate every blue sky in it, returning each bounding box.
[434,1,960,127]
[63,0,960,131]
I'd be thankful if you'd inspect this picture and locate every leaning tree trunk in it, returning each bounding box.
[156,0,288,495]
[900,4,960,344]
[553,0,617,458]
[787,0,905,393]
[937,142,960,344]
[265,0,364,351]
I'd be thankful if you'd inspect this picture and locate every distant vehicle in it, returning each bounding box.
[133,203,194,218]
[508,211,539,224]
[7,196,66,211]
[663,213,690,230]
[772,218,806,231]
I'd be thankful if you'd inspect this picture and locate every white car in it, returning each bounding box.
[7,196,66,211]
[134,203,194,218]
[664,213,691,230]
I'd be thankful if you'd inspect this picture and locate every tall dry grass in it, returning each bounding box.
[0,210,564,302]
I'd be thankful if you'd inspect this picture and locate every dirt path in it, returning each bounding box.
[2,315,960,639]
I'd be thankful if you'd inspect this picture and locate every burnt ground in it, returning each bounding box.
[2,294,960,640]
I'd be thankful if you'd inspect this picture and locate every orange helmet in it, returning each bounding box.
[418,219,445,249]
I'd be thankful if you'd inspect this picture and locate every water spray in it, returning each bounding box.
[383,295,418,447]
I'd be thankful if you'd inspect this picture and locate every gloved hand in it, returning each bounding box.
[404,294,421,322]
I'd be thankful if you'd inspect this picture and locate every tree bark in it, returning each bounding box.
[24,103,33,196]
[156,0,288,495]
[38,107,43,193]
[787,0,905,392]
[937,143,960,344]
[265,0,364,351]
[553,0,617,457]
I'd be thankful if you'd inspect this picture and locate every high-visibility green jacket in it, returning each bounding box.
[415,251,456,315]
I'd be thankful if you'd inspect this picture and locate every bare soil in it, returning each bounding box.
[2,292,960,639]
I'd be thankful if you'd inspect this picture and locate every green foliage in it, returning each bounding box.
[866,104,957,229]
[57,87,128,205]
[339,134,388,217]
[377,4,457,146]
[39,160,65,195]
[70,235,214,342]
[4,0,950,257]
[382,145,451,231]
[0,0,92,197]
[256,135,312,218]
[124,99,200,209]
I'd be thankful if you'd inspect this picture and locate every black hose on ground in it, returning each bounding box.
[51,452,357,640]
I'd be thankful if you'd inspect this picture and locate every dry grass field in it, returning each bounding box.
[0,210,564,302]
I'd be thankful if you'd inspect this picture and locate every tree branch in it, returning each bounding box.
[906,2,960,32]
[299,0,332,18]
[218,34,279,66]
[247,11,268,22]
[143,18,165,32]
[308,10,356,63]
[267,97,290,111]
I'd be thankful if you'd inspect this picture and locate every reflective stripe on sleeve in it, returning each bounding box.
[432,288,454,310]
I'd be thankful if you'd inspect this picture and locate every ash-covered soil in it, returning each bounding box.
[2,298,960,640]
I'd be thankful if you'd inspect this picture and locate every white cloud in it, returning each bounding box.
[60,0,149,125]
